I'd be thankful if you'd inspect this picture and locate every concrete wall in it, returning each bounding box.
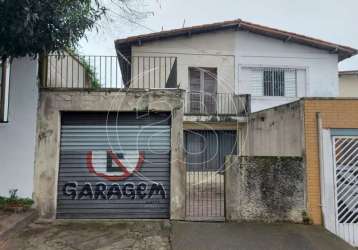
[33,89,185,219]
[0,57,39,198]
[132,29,339,112]
[242,100,304,157]
[339,74,358,97]
[225,155,305,223]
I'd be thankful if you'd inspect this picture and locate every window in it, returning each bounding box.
[0,58,11,122]
[188,67,217,114]
[245,67,299,97]
[263,69,285,96]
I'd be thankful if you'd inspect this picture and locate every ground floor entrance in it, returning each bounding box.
[184,130,237,221]
[321,129,358,247]
[57,112,171,219]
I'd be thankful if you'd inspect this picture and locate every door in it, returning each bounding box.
[321,129,358,247]
[57,112,171,219]
[189,67,217,114]
[184,130,237,221]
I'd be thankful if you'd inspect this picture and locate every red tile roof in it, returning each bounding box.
[115,18,357,61]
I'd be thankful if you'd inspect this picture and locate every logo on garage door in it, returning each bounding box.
[62,150,167,200]
[86,150,145,181]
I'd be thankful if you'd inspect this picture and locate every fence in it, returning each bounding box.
[184,92,251,116]
[41,54,122,89]
[40,54,177,89]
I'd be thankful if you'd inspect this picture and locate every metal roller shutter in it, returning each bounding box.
[57,112,171,219]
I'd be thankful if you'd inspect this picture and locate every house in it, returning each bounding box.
[115,19,356,113]
[113,18,357,221]
[2,18,358,247]
[339,70,358,97]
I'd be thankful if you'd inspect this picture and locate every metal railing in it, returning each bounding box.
[184,92,251,116]
[40,54,178,89]
[41,54,122,89]
[129,56,177,89]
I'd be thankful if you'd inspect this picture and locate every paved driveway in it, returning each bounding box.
[0,220,355,250]
[172,222,356,250]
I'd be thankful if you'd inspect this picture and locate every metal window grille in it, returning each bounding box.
[245,67,297,97]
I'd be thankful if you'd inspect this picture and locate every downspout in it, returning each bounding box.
[316,112,325,226]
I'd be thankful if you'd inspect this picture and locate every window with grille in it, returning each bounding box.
[245,67,299,97]
[0,59,10,122]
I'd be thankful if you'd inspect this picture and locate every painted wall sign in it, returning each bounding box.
[63,150,166,200]
[86,150,145,181]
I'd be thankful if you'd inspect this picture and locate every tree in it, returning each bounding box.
[0,0,150,59]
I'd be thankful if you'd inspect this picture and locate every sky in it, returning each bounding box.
[79,0,358,70]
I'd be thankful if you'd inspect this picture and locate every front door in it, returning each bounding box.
[184,130,237,221]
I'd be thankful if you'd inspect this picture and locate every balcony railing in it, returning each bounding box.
[40,54,123,89]
[129,56,177,89]
[40,54,177,89]
[184,92,251,116]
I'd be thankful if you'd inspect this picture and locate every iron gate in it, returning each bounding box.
[184,130,237,221]
[57,112,171,219]
[333,136,358,245]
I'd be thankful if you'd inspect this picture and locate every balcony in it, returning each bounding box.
[184,92,251,117]
[39,53,177,89]
[39,54,250,118]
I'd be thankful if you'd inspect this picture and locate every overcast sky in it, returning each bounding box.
[79,0,358,70]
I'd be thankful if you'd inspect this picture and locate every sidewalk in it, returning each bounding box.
[171,222,356,250]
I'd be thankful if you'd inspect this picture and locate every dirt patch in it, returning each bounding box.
[1,220,171,250]
[0,210,37,239]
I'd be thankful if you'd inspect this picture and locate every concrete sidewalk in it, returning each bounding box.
[171,222,356,250]
[1,220,356,250]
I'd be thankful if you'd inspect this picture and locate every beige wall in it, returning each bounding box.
[242,100,304,157]
[131,30,237,94]
[339,74,358,97]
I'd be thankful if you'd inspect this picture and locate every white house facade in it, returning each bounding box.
[116,19,349,112]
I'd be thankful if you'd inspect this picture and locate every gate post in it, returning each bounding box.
[225,155,241,221]
[170,107,186,220]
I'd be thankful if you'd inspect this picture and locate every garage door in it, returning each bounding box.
[57,112,171,219]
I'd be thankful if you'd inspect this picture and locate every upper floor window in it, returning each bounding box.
[246,67,299,97]
[188,67,217,113]
[0,58,11,122]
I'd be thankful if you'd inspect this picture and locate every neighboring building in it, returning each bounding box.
[0,57,39,198]
[339,70,358,97]
[245,99,358,247]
